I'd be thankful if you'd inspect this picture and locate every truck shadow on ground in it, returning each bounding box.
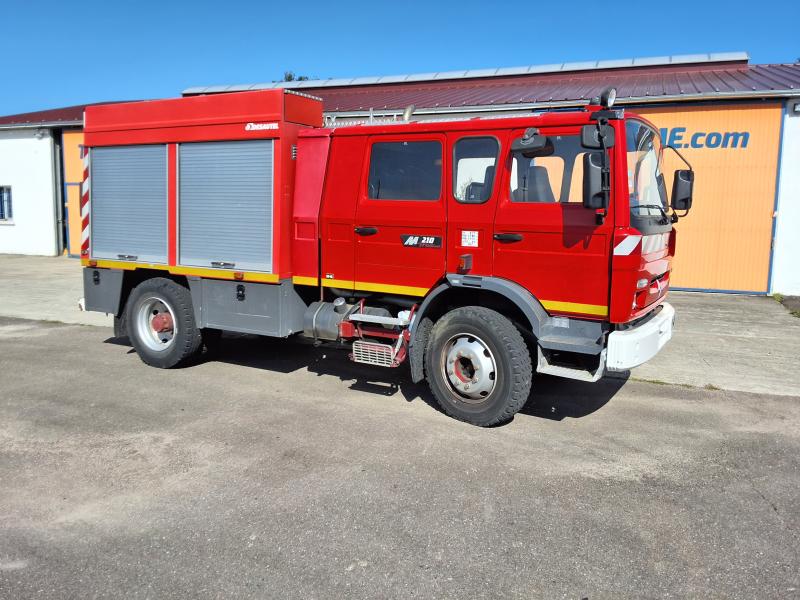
[108,333,627,423]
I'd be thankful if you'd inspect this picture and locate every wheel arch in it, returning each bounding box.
[409,275,550,383]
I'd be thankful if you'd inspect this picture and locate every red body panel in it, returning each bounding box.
[292,130,332,281]
[319,136,368,288]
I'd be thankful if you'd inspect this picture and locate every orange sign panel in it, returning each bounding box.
[635,103,782,292]
[62,131,84,256]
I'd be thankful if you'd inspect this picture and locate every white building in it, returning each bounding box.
[0,105,84,256]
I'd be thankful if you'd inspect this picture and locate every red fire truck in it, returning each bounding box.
[80,87,693,426]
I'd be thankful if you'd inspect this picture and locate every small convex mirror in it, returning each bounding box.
[511,128,551,156]
[581,124,615,149]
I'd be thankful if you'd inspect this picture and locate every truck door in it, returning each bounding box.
[492,126,614,319]
[445,131,506,276]
[353,135,447,297]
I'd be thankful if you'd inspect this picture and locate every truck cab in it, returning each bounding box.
[81,88,693,426]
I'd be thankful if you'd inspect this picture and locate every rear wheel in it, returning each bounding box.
[425,306,532,426]
[127,278,202,368]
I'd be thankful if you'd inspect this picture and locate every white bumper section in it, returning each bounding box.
[606,302,675,372]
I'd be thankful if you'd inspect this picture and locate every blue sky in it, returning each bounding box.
[1,0,796,116]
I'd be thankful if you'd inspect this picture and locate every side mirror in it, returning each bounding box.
[581,123,615,149]
[582,152,608,210]
[671,169,694,212]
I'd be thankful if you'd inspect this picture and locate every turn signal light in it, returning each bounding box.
[636,278,648,289]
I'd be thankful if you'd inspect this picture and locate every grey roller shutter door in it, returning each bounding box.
[90,145,168,263]
[179,140,274,273]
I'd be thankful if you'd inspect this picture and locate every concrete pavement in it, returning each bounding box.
[1,316,799,599]
[0,254,798,396]
[0,255,111,327]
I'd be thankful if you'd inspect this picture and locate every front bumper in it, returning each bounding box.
[606,303,675,371]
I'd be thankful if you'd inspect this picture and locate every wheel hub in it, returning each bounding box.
[151,312,174,333]
[135,296,178,352]
[442,335,497,403]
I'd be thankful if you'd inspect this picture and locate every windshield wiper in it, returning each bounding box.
[633,204,669,224]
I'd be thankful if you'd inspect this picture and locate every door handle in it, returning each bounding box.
[354,226,379,236]
[493,233,523,243]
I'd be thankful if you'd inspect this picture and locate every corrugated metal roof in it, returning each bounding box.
[184,55,800,116]
[183,52,750,94]
[0,101,136,130]
[0,104,86,129]
[309,64,800,115]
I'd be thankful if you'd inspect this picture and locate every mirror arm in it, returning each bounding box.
[596,117,611,225]
[664,144,693,171]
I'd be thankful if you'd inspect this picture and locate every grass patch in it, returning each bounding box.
[773,293,784,303]
[635,378,669,386]
[704,383,721,391]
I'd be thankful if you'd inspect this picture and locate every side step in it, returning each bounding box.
[348,313,410,327]
[536,346,606,382]
[351,340,396,367]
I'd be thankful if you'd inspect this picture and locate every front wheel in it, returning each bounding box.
[424,306,532,426]
[127,277,203,369]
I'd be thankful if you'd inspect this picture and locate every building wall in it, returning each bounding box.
[636,103,782,293]
[771,103,800,295]
[0,129,58,256]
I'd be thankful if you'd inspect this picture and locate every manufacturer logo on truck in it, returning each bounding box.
[245,122,279,131]
[402,235,442,248]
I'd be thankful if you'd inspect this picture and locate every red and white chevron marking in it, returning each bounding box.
[80,146,90,256]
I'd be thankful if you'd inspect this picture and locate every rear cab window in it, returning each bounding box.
[453,137,499,204]
[367,141,442,201]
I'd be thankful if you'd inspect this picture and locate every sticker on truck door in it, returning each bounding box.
[401,235,442,248]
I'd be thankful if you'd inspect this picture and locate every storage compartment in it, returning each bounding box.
[187,278,306,337]
[91,145,168,263]
[179,140,274,272]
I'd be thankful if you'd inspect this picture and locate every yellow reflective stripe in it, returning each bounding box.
[320,278,428,297]
[320,278,355,289]
[81,259,280,283]
[292,275,319,286]
[354,281,428,297]
[541,299,608,316]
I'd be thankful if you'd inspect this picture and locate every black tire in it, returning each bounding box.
[424,306,532,426]
[126,277,202,369]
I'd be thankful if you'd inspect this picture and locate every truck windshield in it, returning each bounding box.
[626,120,666,218]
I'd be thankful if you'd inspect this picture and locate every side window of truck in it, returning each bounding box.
[510,134,587,203]
[453,137,500,204]
[367,141,442,201]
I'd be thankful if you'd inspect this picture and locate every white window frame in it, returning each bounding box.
[0,186,12,224]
